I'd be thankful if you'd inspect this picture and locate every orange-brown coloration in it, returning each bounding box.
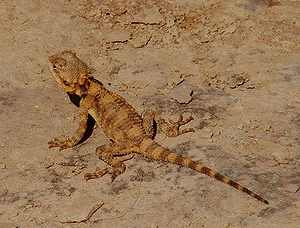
[48,50,269,204]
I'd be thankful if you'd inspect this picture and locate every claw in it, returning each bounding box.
[84,163,126,182]
[178,114,183,122]
[178,116,193,125]
[158,114,195,137]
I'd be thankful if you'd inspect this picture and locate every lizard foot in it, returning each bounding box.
[84,167,110,181]
[84,163,126,182]
[158,114,195,137]
[48,136,74,151]
[110,163,126,182]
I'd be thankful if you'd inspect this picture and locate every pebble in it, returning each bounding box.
[132,7,163,25]
[104,30,130,43]
[0,163,6,169]
[168,81,193,104]
[285,184,299,193]
[130,33,151,48]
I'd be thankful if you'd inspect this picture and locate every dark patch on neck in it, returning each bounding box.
[66,92,96,144]
[67,92,81,107]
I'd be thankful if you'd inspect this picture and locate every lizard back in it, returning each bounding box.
[89,78,147,145]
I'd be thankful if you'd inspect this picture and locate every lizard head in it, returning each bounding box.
[48,50,91,94]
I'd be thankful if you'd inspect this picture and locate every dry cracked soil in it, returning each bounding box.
[0,0,300,227]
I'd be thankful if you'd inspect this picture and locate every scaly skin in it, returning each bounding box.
[48,50,269,204]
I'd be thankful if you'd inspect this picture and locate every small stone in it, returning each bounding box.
[224,23,237,35]
[168,74,193,88]
[104,30,130,43]
[0,186,8,196]
[168,81,193,104]
[44,161,55,169]
[130,34,151,48]
[246,84,256,89]
[0,163,6,169]
[237,124,244,130]
[285,184,299,193]
[63,189,72,197]
[229,73,249,89]
[271,147,290,164]
[264,125,272,132]
[19,192,28,198]
[132,7,163,25]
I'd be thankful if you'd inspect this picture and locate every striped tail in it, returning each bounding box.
[140,138,269,204]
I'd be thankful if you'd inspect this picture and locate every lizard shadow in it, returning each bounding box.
[67,92,96,144]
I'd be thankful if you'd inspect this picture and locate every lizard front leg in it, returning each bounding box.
[48,96,93,151]
[143,109,195,138]
[84,144,138,182]
[48,109,88,150]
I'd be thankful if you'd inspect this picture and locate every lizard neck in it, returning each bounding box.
[85,76,110,98]
[67,76,109,98]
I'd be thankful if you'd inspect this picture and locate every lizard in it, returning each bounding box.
[47,50,269,204]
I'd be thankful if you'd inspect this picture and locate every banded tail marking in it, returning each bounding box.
[140,138,269,204]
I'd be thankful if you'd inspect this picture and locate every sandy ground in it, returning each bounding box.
[0,0,300,227]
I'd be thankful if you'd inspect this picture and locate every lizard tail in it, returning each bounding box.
[140,138,269,204]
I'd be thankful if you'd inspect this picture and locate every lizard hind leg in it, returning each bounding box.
[84,144,137,182]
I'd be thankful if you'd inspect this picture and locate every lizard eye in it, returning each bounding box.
[63,80,70,86]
